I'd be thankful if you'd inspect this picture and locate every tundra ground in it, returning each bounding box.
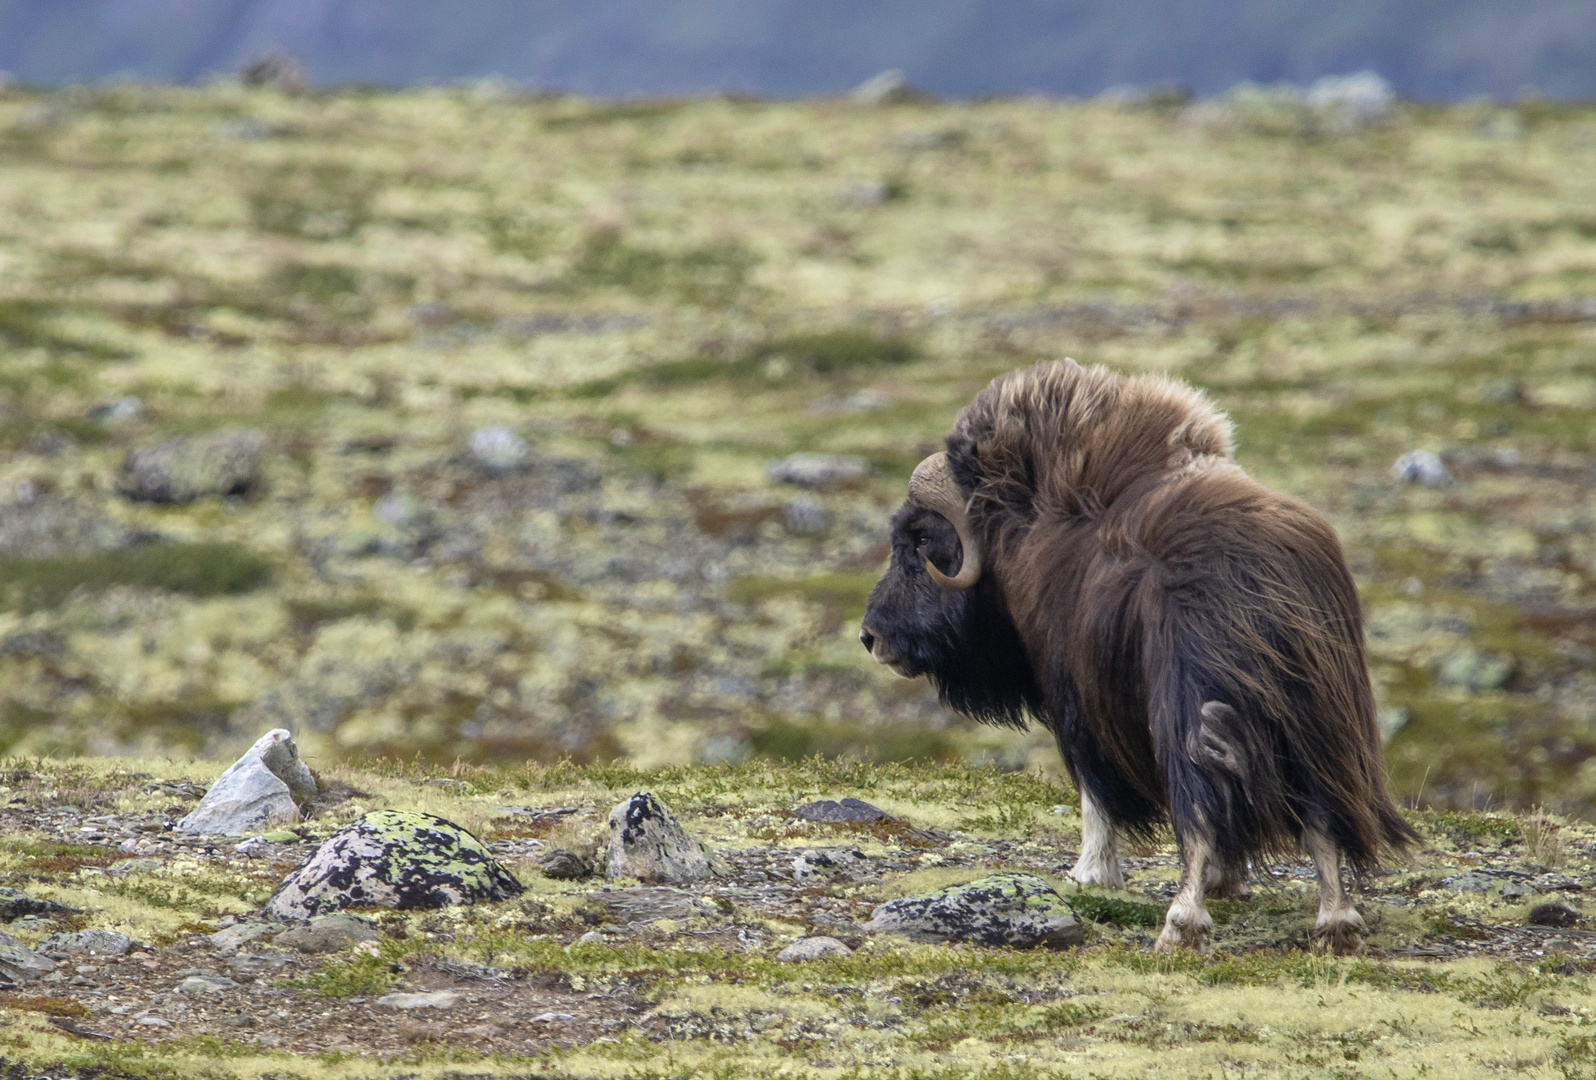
[0,756,1592,1079]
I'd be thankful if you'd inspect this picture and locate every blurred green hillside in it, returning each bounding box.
[0,83,1594,813]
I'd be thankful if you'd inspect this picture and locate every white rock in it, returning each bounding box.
[177,975,239,994]
[605,793,716,883]
[470,425,532,472]
[176,729,317,836]
[777,936,853,962]
[1391,450,1450,488]
[533,1011,576,1022]
[377,990,460,1010]
[1305,71,1394,130]
[136,1016,171,1027]
[850,69,918,106]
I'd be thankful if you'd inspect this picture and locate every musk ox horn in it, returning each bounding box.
[907,452,982,591]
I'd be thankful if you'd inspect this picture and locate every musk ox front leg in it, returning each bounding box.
[1069,786,1124,890]
[1304,827,1367,955]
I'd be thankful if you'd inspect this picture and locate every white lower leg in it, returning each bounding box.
[1304,827,1366,955]
[1155,826,1215,953]
[1069,786,1124,889]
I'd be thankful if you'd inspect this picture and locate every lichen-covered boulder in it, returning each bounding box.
[864,873,1084,949]
[605,793,716,883]
[264,810,522,920]
[118,428,263,503]
[176,729,317,836]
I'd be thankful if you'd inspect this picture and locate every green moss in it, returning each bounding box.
[564,231,758,305]
[0,542,272,611]
[746,719,956,764]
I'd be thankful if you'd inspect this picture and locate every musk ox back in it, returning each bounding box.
[860,360,1416,953]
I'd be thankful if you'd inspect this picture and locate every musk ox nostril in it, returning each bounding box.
[859,627,876,653]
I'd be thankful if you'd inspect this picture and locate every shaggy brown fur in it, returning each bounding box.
[862,360,1416,952]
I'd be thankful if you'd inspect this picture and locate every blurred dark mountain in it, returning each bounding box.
[1,0,1593,100]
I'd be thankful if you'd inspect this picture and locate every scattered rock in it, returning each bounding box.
[1480,378,1526,404]
[845,180,891,207]
[136,1016,171,1028]
[1377,707,1409,742]
[1444,872,1497,893]
[470,425,532,473]
[1527,902,1580,928]
[605,793,716,884]
[118,428,264,503]
[1500,880,1538,900]
[274,913,379,954]
[1304,71,1394,131]
[87,397,143,423]
[537,849,594,881]
[42,930,133,957]
[239,51,308,93]
[1391,449,1449,487]
[850,69,921,106]
[0,931,57,984]
[0,496,138,558]
[265,810,523,920]
[176,729,317,836]
[768,454,869,490]
[0,888,77,922]
[377,990,460,1010]
[177,975,238,994]
[864,873,1084,949]
[792,848,865,880]
[590,887,721,925]
[1435,649,1514,693]
[782,496,832,536]
[209,922,286,952]
[794,798,893,825]
[777,936,852,962]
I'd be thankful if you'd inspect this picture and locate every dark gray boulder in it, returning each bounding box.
[794,798,893,824]
[537,849,594,880]
[864,873,1084,949]
[0,930,56,985]
[0,888,77,922]
[118,429,263,503]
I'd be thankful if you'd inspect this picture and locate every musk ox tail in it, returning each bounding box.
[1138,474,1419,876]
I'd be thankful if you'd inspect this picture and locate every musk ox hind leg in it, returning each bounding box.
[1069,786,1124,890]
[1154,815,1216,953]
[1304,826,1367,955]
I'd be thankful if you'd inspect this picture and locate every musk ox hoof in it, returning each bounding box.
[1153,904,1213,954]
[1312,910,1367,956]
[1068,859,1124,891]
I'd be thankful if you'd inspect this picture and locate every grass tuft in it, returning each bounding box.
[0,542,272,611]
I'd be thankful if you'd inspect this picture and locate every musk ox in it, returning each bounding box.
[859,360,1416,953]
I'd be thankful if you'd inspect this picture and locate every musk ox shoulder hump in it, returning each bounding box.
[951,361,1235,508]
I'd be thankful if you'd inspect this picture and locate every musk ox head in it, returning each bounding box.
[860,453,1038,729]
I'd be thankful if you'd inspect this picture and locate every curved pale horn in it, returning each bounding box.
[907,452,982,591]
